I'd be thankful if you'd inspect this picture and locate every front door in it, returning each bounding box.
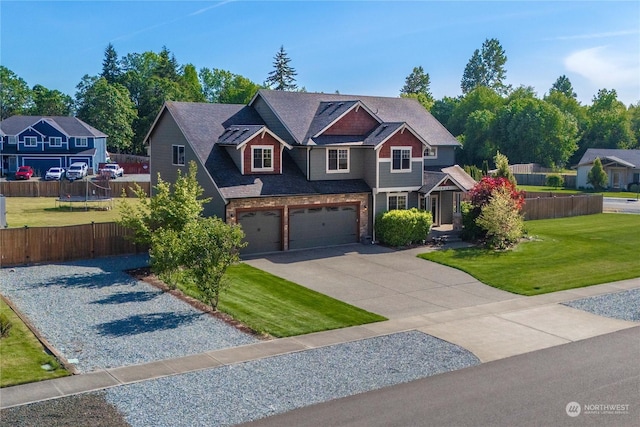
[612,171,621,189]
[430,194,439,226]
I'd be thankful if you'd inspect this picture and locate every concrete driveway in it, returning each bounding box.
[244,244,522,319]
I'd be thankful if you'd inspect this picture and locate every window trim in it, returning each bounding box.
[424,146,438,159]
[251,145,274,172]
[23,136,38,147]
[75,137,88,147]
[326,147,350,173]
[172,144,186,166]
[391,147,412,173]
[49,137,62,147]
[387,192,408,211]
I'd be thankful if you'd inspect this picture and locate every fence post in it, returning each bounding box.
[91,221,96,258]
[23,225,29,265]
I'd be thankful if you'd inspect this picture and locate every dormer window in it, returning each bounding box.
[252,146,273,172]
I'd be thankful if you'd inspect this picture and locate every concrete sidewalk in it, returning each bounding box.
[2,278,638,410]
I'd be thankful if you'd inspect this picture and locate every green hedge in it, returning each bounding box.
[375,208,432,247]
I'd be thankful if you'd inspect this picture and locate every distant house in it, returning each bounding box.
[0,116,108,177]
[145,90,475,254]
[576,149,640,190]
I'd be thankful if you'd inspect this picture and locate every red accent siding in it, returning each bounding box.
[243,133,282,174]
[323,107,379,136]
[378,130,424,158]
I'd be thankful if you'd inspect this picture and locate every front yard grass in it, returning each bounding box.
[419,214,640,295]
[173,263,387,337]
[0,299,69,387]
[519,185,638,199]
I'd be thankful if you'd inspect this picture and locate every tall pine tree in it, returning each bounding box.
[101,43,121,84]
[265,46,297,91]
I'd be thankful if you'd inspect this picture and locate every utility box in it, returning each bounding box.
[0,195,6,228]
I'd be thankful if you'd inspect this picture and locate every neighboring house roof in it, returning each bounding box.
[251,90,460,147]
[0,116,107,138]
[577,149,640,168]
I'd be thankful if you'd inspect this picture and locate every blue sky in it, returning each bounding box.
[1,1,638,106]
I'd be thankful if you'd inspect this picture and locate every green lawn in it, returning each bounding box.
[419,214,640,295]
[0,299,69,387]
[4,197,146,228]
[519,185,639,199]
[174,263,386,337]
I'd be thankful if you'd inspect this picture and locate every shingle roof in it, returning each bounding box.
[442,165,477,191]
[577,149,640,168]
[420,165,476,193]
[253,90,460,147]
[218,125,266,146]
[0,116,107,137]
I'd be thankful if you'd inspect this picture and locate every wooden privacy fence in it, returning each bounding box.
[0,180,150,198]
[0,222,147,268]
[522,194,603,220]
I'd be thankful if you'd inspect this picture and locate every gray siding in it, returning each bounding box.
[372,191,420,219]
[309,147,366,181]
[149,111,226,219]
[364,149,377,188]
[225,146,242,171]
[440,191,454,223]
[424,146,456,169]
[378,161,423,188]
[288,147,308,177]
[253,97,296,146]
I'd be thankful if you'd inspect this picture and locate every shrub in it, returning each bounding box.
[476,186,525,250]
[375,208,432,247]
[460,201,483,241]
[546,174,564,188]
[0,313,12,339]
[587,157,608,190]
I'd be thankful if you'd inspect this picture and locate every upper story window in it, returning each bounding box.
[24,136,37,147]
[8,136,17,144]
[252,146,273,172]
[424,147,437,159]
[327,148,349,173]
[172,145,185,166]
[388,193,408,210]
[391,147,411,172]
[49,137,62,147]
[76,137,88,147]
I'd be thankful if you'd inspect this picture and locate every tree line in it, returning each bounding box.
[2,39,638,167]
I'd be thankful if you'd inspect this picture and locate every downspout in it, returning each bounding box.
[306,147,311,180]
[372,191,376,243]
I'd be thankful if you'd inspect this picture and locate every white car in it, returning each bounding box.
[44,167,65,181]
[98,163,124,179]
[66,162,88,180]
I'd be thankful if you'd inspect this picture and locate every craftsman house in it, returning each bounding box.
[0,115,109,177]
[576,149,640,190]
[145,90,475,254]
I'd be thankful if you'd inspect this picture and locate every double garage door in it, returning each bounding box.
[238,205,358,255]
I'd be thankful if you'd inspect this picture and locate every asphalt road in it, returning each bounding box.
[240,326,640,427]
[604,197,640,214]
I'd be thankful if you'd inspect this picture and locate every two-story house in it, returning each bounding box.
[0,116,109,177]
[145,90,475,254]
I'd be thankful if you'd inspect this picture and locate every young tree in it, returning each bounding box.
[476,185,524,250]
[493,151,516,186]
[400,66,434,110]
[265,46,297,91]
[587,157,608,190]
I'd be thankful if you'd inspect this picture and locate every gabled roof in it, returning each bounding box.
[0,116,107,137]
[218,125,292,150]
[251,90,460,147]
[420,165,476,194]
[307,100,381,139]
[577,149,640,168]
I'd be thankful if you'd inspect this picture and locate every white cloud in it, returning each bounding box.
[564,46,640,88]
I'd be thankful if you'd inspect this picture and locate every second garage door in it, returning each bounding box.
[289,205,358,250]
[238,210,282,255]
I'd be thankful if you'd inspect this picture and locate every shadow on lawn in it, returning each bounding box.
[95,312,203,337]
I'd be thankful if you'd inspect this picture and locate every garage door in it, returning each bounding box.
[289,205,358,250]
[238,210,282,255]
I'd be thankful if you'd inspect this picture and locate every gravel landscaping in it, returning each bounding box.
[563,288,640,322]
[104,331,479,427]
[0,255,258,373]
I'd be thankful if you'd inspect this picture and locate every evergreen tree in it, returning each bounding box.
[461,38,509,95]
[101,43,121,84]
[265,46,297,91]
[550,75,576,98]
[461,49,483,94]
[400,66,434,110]
[587,157,608,190]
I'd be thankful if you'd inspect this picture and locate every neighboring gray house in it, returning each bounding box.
[145,90,475,254]
[576,149,640,190]
[0,116,109,177]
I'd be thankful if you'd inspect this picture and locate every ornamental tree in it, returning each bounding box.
[476,186,524,250]
[587,157,608,190]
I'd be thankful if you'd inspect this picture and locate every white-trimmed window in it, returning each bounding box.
[388,193,408,210]
[252,146,273,171]
[391,147,411,172]
[8,136,17,144]
[49,137,62,147]
[172,145,185,166]
[76,137,88,147]
[24,136,37,147]
[424,147,437,159]
[327,148,349,173]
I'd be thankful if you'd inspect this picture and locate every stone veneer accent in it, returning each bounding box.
[226,193,370,251]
